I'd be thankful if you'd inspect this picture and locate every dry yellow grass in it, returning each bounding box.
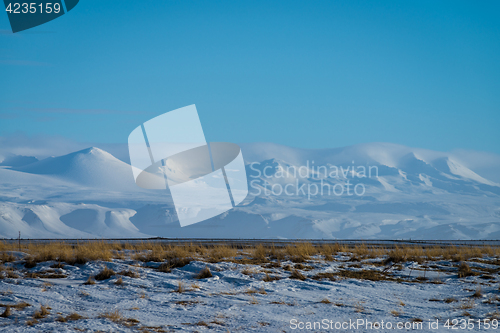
[207,245,237,263]
[94,266,115,281]
[249,296,259,304]
[263,273,281,282]
[0,241,112,266]
[26,318,38,326]
[289,269,306,281]
[195,266,212,279]
[83,276,95,285]
[390,310,401,317]
[99,309,122,322]
[253,244,268,261]
[458,262,476,278]
[459,299,475,309]
[98,309,139,327]
[0,301,31,310]
[174,281,185,293]
[56,312,85,322]
[472,287,483,298]
[33,305,50,319]
[1,240,499,270]
[118,269,140,278]
[285,242,315,261]
[245,287,267,295]
[0,306,11,318]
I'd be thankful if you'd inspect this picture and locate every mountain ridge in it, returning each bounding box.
[0,143,498,239]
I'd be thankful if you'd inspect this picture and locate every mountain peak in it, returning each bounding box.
[76,147,108,156]
[12,146,136,189]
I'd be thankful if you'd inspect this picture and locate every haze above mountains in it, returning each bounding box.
[0,142,499,240]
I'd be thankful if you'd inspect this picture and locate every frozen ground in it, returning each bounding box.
[1,251,500,332]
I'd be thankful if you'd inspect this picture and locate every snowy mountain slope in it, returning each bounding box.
[0,143,498,239]
[14,147,138,190]
[0,153,39,167]
[241,142,500,186]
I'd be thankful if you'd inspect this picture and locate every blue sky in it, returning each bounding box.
[1,0,499,153]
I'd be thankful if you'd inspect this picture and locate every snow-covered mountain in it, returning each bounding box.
[0,143,499,239]
[13,147,138,190]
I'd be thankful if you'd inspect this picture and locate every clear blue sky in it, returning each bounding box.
[1,0,499,153]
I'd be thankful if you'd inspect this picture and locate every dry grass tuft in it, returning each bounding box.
[175,300,201,306]
[458,262,476,278]
[94,266,115,281]
[472,287,483,298]
[157,262,171,273]
[99,309,122,322]
[174,281,185,293]
[5,270,19,279]
[390,310,401,317]
[66,312,85,321]
[33,305,50,319]
[114,277,124,286]
[320,298,332,304]
[83,276,96,285]
[79,290,89,296]
[25,270,66,279]
[245,287,267,295]
[0,306,11,318]
[269,300,287,305]
[253,244,268,262]
[156,257,192,273]
[320,243,339,260]
[166,257,192,269]
[385,246,408,264]
[335,269,396,282]
[263,273,281,282]
[26,318,38,326]
[118,269,139,278]
[57,312,85,322]
[289,269,306,281]
[0,301,31,310]
[99,309,138,326]
[312,272,336,281]
[249,296,259,304]
[195,266,212,279]
[459,299,475,309]
[354,302,365,313]
[194,321,209,326]
[24,257,37,269]
[0,252,16,263]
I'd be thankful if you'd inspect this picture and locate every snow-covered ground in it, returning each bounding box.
[1,249,500,332]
